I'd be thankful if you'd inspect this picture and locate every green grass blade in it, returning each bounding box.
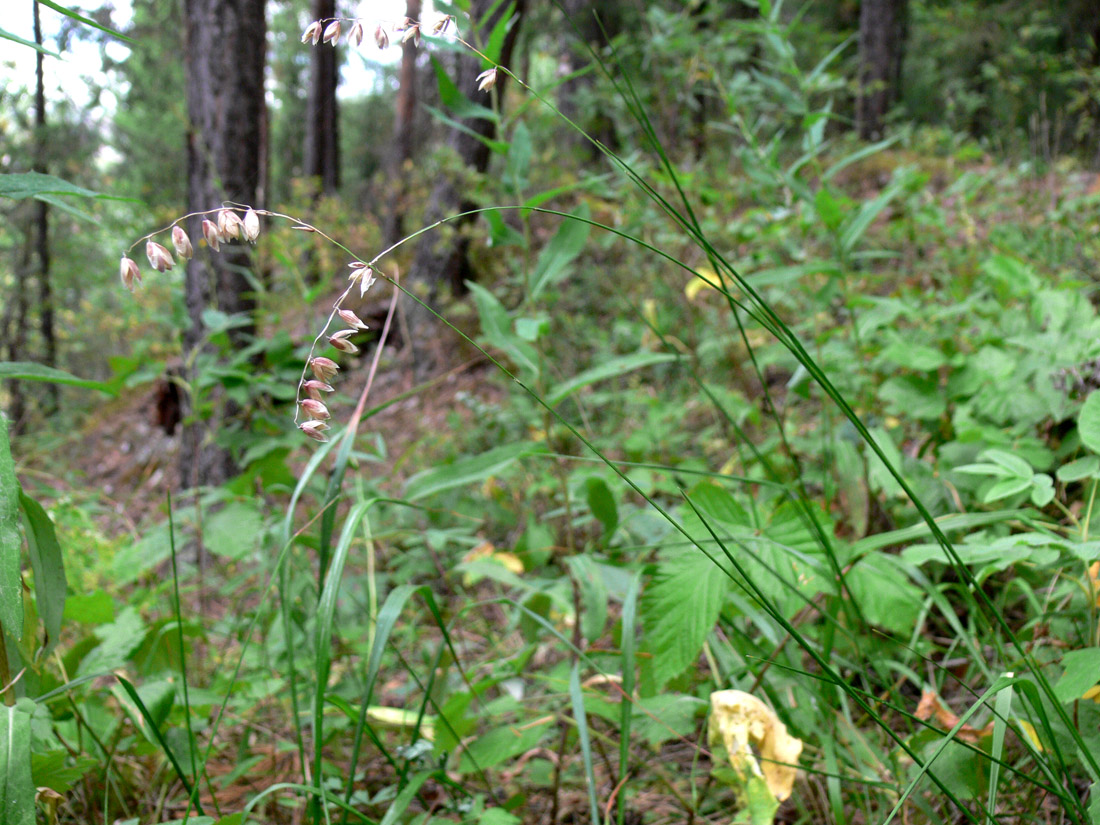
[570,662,601,825]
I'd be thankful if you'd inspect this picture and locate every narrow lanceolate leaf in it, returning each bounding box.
[0,418,23,640]
[0,362,115,395]
[0,703,36,825]
[19,492,66,655]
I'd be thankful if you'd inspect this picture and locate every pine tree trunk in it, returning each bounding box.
[856,0,908,140]
[181,0,266,489]
[383,0,422,245]
[406,0,527,373]
[33,0,57,415]
[304,0,340,195]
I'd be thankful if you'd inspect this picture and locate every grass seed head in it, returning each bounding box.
[374,24,389,49]
[338,309,369,330]
[202,219,221,251]
[243,208,260,242]
[300,420,330,441]
[310,357,340,381]
[301,20,322,44]
[171,226,193,259]
[323,20,341,45]
[145,240,174,272]
[300,398,331,419]
[348,20,364,47]
[476,68,498,92]
[120,256,141,291]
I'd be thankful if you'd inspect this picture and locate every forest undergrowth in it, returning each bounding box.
[4,3,1100,825]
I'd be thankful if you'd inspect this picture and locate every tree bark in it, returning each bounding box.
[856,0,908,140]
[304,0,340,195]
[33,0,58,415]
[406,0,527,364]
[181,0,266,489]
[383,0,423,245]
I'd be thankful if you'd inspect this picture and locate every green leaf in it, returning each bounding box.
[63,591,113,625]
[468,282,540,374]
[566,555,608,642]
[546,351,677,407]
[0,704,35,825]
[458,721,549,773]
[481,2,517,65]
[18,492,66,655]
[846,555,923,635]
[0,418,23,641]
[1057,456,1100,483]
[204,502,262,560]
[983,477,1034,503]
[405,442,540,501]
[379,772,432,825]
[584,477,618,539]
[30,750,96,794]
[0,362,115,394]
[529,203,590,301]
[504,121,531,192]
[641,546,728,691]
[0,28,60,57]
[1080,392,1100,455]
[35,0,133,42]
[1053,648,1100,703]
[981,449,1033,478]
[430,57,498,121]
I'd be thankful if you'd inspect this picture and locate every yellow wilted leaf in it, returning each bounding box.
[462,541,524,574]
[685,266,720,301]
[366,706,435,741]
[708,690,803,806]
[1083,684,1100,703]
[1014,719,1043,752]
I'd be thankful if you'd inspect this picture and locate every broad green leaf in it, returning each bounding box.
[62,591,113,625]
[529,203,590,301]
[379,772,432,825]
[468,282,540,373]
[546,351,677,407]
[1080,391,1100,455]
[584,476,618,539]
[689,482,750,527]
[0,418,23,641]
[458,719,549,773]
[839,169,913,254]
[504,121,531,192]
[1053,648,1100,703]
[484,208,525,247]
[0,172,101,201]
[0,703,35,825]
[30,750,96,794]
[204,502,262,560]
[405,442,539,501]
[1057,456,1100,483]
[18,492,66,655]
[983,477,1033,503]
[77,606,146,676]
[845,555,923,635]
[0,362,115,394]
[430,57,498,121]
[566,555,608,642]
[981,449,1033,478]
[640,545,728,691]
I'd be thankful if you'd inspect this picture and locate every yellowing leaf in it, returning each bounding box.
[462,541,524,574]
[1083,684,1100,703]
[1014,719,1043,752]
[685,266,720,301]
[707,690,803,805]
[366,706,435,740]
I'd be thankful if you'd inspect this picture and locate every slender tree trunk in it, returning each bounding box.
[33,0,57,414]
[558,0,625,159]
[856,0,908,140]
[408,0,526,318]
[384,0,422,245]
[181,0,266,489]
[304,0,340,195]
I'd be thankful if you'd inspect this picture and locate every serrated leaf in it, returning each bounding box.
[0,418,23,641]
[641,546,728,691]
[1080,392,1100,455]
[1053,648,1100,703]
